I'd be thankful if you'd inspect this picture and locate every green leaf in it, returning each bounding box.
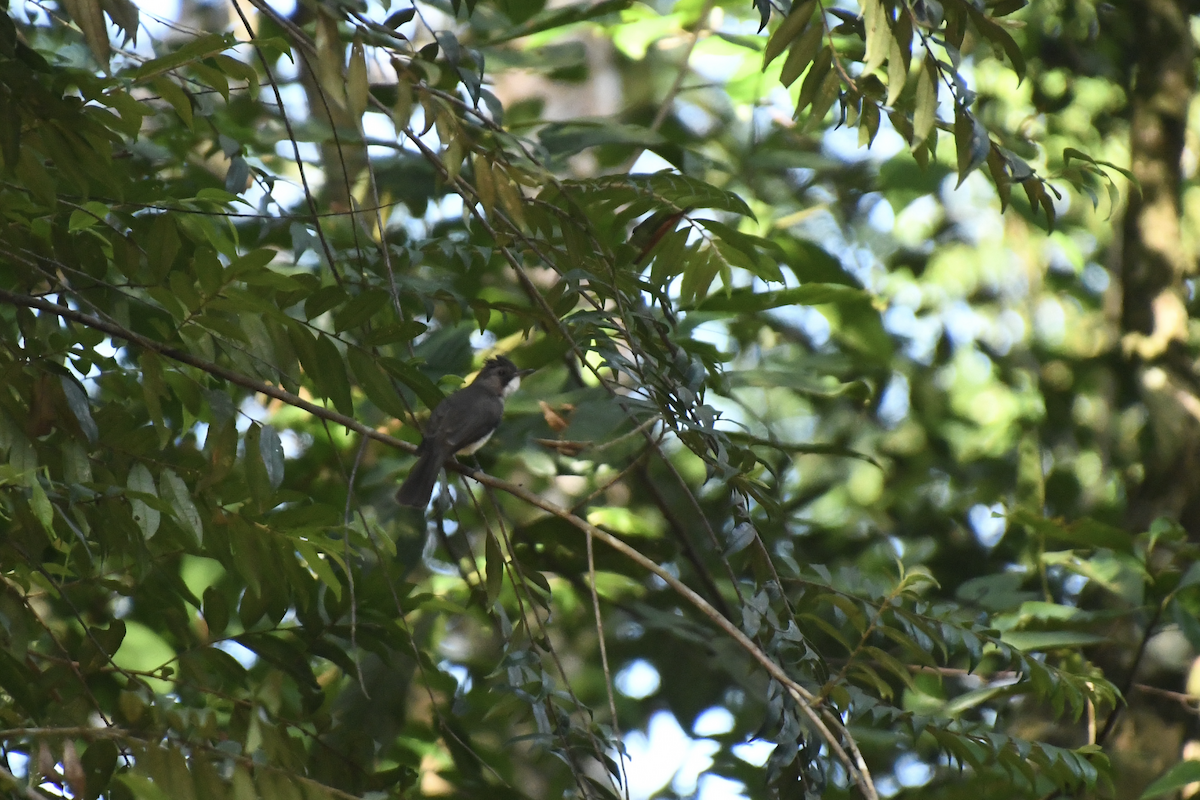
[970,7,1026,82]
[68,200,109,232]
[1140,760,1200,799]
[130,33,237,82]
[348,349,411,419]
[189,757,227,800]
[162,746,198,800]
[1011,510,1134,554]
[1000,631,1108,651]
[333,289,389,332]
[235,633,320,692]
[60,376,98,443]
[764,0,815,67]
[152,75,194,129]
[62,439,94,485]
[485,531,504,604]
[61,0,110,68]
[1063,147,1136,182]
[211,53,258,91]
[117,772,172,800]
[698,219,784,282]
[258,425,285,489]
[202,586,229,637]
[482,0,630,45]
[228,247,278,277]
[0,87,21,177]
[195,187,240,205]
[128,463,160,539]
[954,105,990,187]
[15,148,56,207]
[649,227,689,284]
[230,766,256,800]
[794,46,832,117]
[160,468,202,545]
[146,214,182,281]
[779,21,823,89]
[912,57,937,148]
[205,418,238,488]
[725,431,878,464]
[941,684,1015,717]
[692,284,869,312]
[348,32,369,119]
[886,13,911,106]
[539,121,666,156]
[295,540,342,601]
[140,351,169,448]
[244,424,273,513]
[29,479,54,532]
[380,357,445,411]
[860,0,888,75]
[81,739,119,800]
[305,285,348,320]
[385,7,415,27]
[314,335,354,417]
[364,319,428,346]
[679,244,721,304]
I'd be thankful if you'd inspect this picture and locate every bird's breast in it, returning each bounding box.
[456,429,494,455]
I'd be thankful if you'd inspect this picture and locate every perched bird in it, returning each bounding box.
[395,355,532,508]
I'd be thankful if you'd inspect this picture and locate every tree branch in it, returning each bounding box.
[0,288,409,451]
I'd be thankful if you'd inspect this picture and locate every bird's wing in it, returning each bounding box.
[428,386,504,453]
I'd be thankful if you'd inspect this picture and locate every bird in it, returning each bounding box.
[395,355,533,508]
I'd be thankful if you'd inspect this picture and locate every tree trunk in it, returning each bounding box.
[1118,0,1199,534]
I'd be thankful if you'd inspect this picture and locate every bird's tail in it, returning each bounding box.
[395,444,449,508]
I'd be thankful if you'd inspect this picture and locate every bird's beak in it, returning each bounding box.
[517,367,536,378]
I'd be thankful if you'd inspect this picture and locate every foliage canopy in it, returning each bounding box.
[3,0,1200,798]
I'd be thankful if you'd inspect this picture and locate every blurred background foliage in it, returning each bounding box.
[4,0,1200,798]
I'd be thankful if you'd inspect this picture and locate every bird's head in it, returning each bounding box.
[475,355,534,397]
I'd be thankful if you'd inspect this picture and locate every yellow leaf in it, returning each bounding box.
[62,0,110,69]
[493,165,527,232]
[347,32,369,120]
[392,75,413,132]
[433,100,454,147]
[886,35,907,106]
[444,138,463,183]
[861,0,888,75]
[473,152,495,216]
[315,10,346,111]
[912,56,937,148]
[419,93,438,135]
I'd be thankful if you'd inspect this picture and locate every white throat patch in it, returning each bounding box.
[501,375,521,399]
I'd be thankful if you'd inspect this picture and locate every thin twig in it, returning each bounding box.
[1096,599,1165,745]
[229,0,343,286]
[586,528,630,800]
[342,436,369,696]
